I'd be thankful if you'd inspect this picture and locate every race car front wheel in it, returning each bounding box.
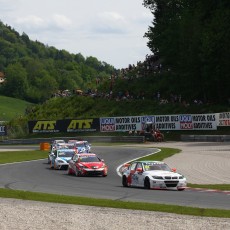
[67,166,72,175]
[144,177,150,189]
[75,170,81,177]
[122,176,128,187]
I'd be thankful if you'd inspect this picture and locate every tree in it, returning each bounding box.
[3,63,28,99]
[143,0,230,103]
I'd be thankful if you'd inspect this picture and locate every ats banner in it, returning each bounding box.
[63,118,100,132]
[28,118,100,133]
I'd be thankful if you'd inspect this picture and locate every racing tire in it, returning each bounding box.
[75,170,81,177]
[67,166,72,175]
[122,176,128,187]
[144,177,151,189]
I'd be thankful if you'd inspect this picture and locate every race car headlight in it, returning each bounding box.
[57,160,64,163]
[152,176,163,179]
[79,165,88,169]
[179,175,185,179]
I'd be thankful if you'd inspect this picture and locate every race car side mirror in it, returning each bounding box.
[136,168,143,173]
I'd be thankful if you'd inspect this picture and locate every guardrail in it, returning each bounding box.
[181,135,230,142]
[0,136,145,145]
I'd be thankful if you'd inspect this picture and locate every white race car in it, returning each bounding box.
[48,143,75,164]
[121,160,187,191]
[50,148,76,170]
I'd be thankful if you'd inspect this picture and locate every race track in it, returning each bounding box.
[0,144,229,210]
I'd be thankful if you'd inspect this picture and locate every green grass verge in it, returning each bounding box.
[0,150,48,164]
[0,188,229,218]
[0,147,229,217]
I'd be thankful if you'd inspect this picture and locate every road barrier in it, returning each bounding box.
[181,135,230,142]
[0,136,145,145]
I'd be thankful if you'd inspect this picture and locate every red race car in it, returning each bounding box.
[67,153,108,177]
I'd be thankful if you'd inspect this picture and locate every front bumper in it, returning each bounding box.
[81,168,107,176]
[151,179,187,190]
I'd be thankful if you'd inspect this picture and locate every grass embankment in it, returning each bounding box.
[0,147,229,217]
[0,95,33,121]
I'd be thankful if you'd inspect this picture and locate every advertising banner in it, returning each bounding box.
[28,118,100,133]
[191,113,216,130]
[28,112,219,133]
[28,120,60,133]
[100,113,217,132]
[216,112,230,126]
[100,116,142,132]
[154,115,180,130]
[0,125,7,136]
[63,118,100,132]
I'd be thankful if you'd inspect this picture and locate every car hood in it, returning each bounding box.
[78,162,105,168]
[58,157,72,162]
[146,170,182,177]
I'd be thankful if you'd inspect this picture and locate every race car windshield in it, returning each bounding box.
[144,163,171,171]
[58,151,75,157]
[79,156,100,162]
[75,144,85,148]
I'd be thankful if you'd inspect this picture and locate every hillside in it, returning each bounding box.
[1,1,230,126]
[0,95,33,121]
[25,94,229,121]
[0,21,115,104]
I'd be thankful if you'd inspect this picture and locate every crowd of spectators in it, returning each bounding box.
[51,54,208,107]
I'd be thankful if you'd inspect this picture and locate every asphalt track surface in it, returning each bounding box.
[0,144,229,210]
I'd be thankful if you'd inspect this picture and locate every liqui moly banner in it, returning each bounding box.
[100,116,142,132]
[100,113,217,132]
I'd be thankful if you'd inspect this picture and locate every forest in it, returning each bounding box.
[0,20,115,103]
[143,0,229,104]
[0,0,229,108]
